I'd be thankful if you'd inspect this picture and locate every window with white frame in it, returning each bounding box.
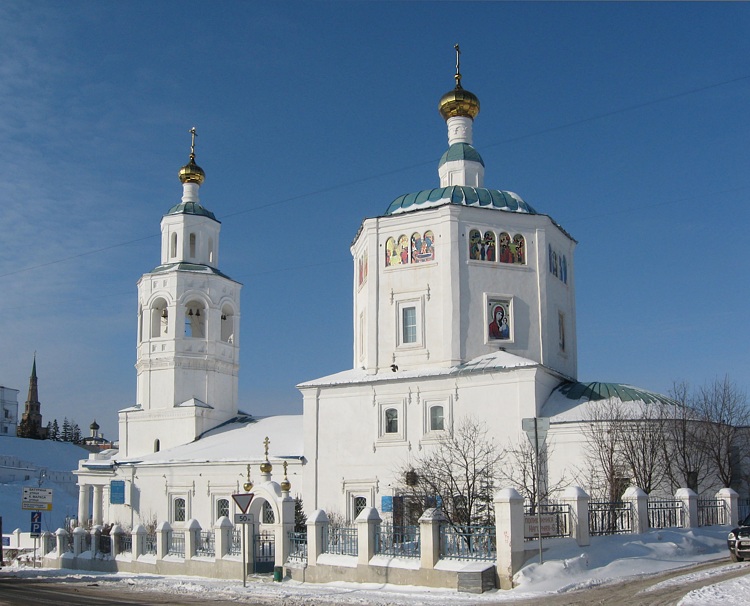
[385,408,399,434]
[216,498,229,520]
[395,297,424,349]
[378,400,406,442]
[402,307,416,344]
[429,405,444,431]
[263,500,275,524]
[173,497,186,523]
[353,495,367,519]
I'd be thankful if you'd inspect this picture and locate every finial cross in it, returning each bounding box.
[263,436,270,458]
[189,127,197,158]
[454,43,462,87]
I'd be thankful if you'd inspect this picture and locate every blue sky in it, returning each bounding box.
[1,2,748,440]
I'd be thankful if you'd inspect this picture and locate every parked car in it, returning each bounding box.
[727,515,750,562]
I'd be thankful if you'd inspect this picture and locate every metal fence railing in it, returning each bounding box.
[523,503,570,539]
[145,533,157,555]
[82,533,92,553]
[229,529,242,556]
[648,499,683,529]
[287,532,307,563]
[325,526,358,556]
[588,501,632,536]
[118,533,132,554]
[98,534,111,555]
[439,525,496,561]
[195,531,215,557]
[739,498,750,523]
[698,499,726,527]
[168,531,185,557]
[375,524,420,558]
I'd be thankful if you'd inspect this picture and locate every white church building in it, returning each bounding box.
[75,55,679,534]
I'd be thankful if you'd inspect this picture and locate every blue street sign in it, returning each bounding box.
[30,512,41,537]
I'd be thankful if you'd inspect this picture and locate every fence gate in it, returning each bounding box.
[253,531,275,573]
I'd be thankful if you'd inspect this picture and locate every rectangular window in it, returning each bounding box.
[430,405,444,431]
[385,408,399,433]
[558,311,566,351]
[402,307,417,344]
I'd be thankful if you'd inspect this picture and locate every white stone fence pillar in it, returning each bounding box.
[73,526,87,556]
[356,507,380,565]
[156,521,171,559]
[305,509,328,567]
[132,524,146,558]
[215,516,232,557]
[676,488,698,528]
[418,507,446,570]
[561,486,590,546]
[185,519,201,560]
[91,525,102,555]
[54,528,67,557]
[717,488,739,527]
[110,524,123,558]
[494,488,525,590]
[623,487,648,535]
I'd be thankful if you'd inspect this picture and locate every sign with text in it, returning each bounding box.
[234,513,254,525]
[22,487,53,511]
[30,511,42,538]
[523,514,559,539]
[110,480,126,505]
[521,417,550,448]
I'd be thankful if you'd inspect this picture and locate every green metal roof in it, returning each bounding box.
[148,262,236,281]
[385,185,537,216]
[438,143,485,168]
[166,201,218,222]
[556,381,677,406]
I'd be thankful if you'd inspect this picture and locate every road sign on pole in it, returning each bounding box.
[30,512,41,538]
[232,493,254,513]
[521,417,550,565]
[22,487,53,511]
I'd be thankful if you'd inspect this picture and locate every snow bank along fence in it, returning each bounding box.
[40,486,739,592]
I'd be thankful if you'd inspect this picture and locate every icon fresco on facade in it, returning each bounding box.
[487,299,511,340]
[411,230,435,263]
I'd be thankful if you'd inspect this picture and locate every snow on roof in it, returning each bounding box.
[542,381,680,423]
[115,415,303,466]
[298,349,539,388]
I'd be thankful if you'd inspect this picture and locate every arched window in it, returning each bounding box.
[220,306,234,343]
[430,405,444,431]
[170,233,177,258]
[208,237,214,264]
[512,234,526,264]
[561,256,567,284]
[483,231,496,262]
[154,439,160,453]
[385,408,398,434]
[217,498,229,520]
[263,501,275,524]
[189,233,196,258]
[353,496,367,519]
[151,299,168,338]
[138,305,143,342]
[184,301,206,338]
[469,229,481,260]
[173,497,186,522]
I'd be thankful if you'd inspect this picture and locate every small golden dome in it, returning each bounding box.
[260,460,272,474]
[439,86,480,121]
[179,155,205,185]
[438,44,480,121]
[280,478,291,492]
[243,481,254,492]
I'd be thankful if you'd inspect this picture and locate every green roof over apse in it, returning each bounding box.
[166,201,218,222]
[385,186,537,216]
[438,142,485,168]
[556,381,677,406]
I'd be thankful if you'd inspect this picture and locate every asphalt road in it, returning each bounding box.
[0,560,747,605]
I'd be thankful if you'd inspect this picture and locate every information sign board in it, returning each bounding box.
[234,513,254,525]
[22,487,53,511]
[110,480,126,505]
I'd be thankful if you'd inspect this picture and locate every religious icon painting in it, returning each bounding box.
[487,298,511,341]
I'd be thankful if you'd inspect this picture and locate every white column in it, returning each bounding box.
[494,488,525,590]
[92,485,104,525]
[77,484,90,525]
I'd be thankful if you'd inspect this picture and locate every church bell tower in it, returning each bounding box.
[119,129,242,457]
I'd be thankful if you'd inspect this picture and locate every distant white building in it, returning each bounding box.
[0,386,19,437]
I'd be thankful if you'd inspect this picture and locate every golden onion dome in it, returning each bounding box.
[438,44,480,121]
[439,85,480,121]
[179,155,205,185]
[260,460,273,474]
[280,477,291,492]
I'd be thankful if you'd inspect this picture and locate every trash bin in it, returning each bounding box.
[273,566,283,582]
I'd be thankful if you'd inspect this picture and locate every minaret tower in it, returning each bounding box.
[120,129,242,457]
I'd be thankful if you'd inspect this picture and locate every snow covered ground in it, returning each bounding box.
[1,526,746,604]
